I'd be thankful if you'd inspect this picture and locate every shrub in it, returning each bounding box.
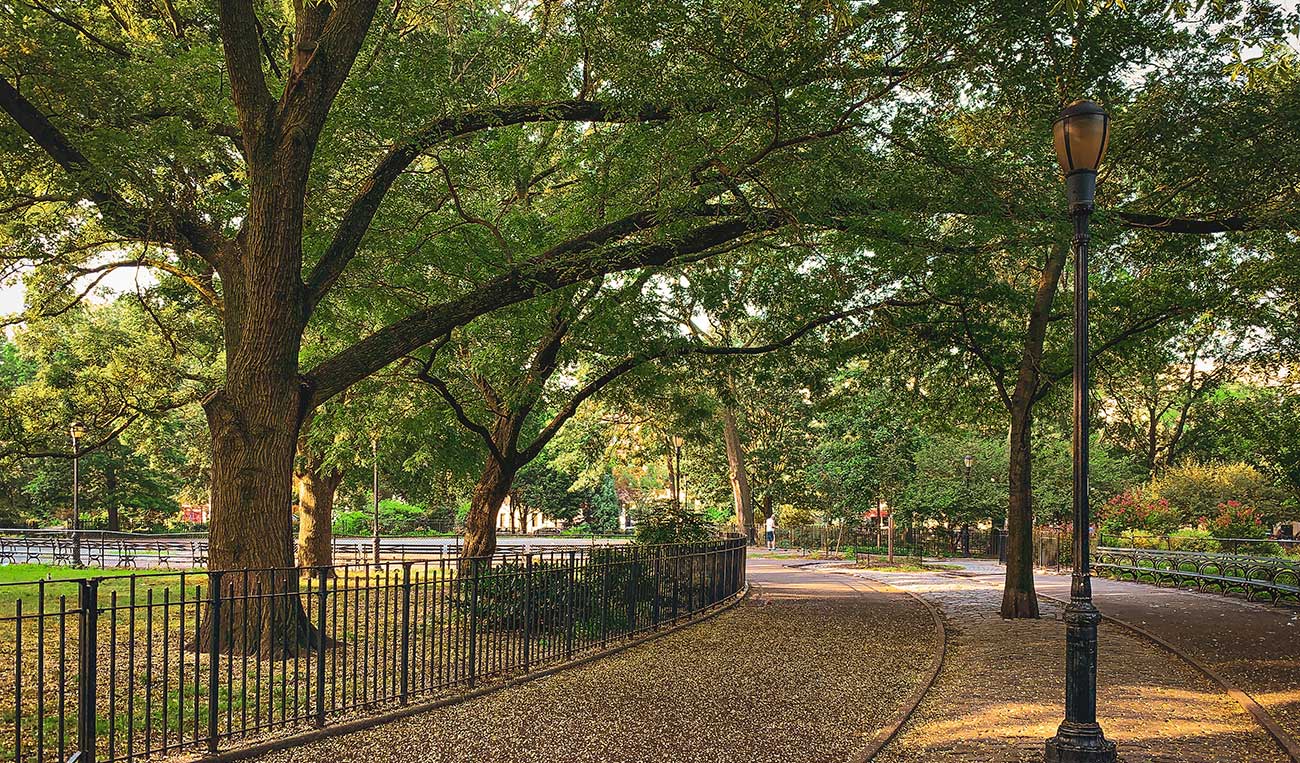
[1168,528,1220,553]
[1153,461,1287,526]
[632,499,714,545]
[1204,500,1269,539]
[777,504,816,528]
[1120,529,1167,549]
[456,549,660,637]
[332,499,453,536]
[1099,489,1181,535]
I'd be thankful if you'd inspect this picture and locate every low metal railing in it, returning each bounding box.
[2,537,747,763]
[0,530,210,569]
[770,525,994,560]
[1094,532,1300,557]
[1093,546,1300,604]
[0,530,630,570]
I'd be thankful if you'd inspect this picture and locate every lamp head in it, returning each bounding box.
[963,454,974,469]
[671,435,684,449]
[70,421,86,440]
[1053,100,1110,210]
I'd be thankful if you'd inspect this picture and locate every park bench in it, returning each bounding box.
[1094,547,1300,604]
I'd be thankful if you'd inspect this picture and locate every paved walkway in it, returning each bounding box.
[948,559,1300,753]
[837,563,1289,763]
[248,558,936,763]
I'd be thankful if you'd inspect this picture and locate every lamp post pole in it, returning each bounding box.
[670,435,684,509]
[70,422,83,567]
[1045,100,1116,763]
[962,454,973,557]
[372,436,381,566]
[676,443,684,507]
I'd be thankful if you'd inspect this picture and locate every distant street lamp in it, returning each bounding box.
[961,454,974,557]
[70,421,85,567]
[371,435,381,566]
[1045,99,1116,763]
[670,435,684,508]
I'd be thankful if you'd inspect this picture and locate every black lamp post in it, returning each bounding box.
[371,435,381,565]
[70,421,85,567]
[962,454,973,557]
[670,435,684,508]
[1044,99,1116,763]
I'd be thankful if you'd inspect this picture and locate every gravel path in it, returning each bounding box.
[246,557,936,763]
[999,562,1300,752]
[838,564,1289,763]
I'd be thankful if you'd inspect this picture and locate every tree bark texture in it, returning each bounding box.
[721,406,755,542]
[463,453,518,559]
[296,459,343,569]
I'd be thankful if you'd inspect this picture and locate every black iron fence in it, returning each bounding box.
[1093,546,1300,604]
[2,537,746,763]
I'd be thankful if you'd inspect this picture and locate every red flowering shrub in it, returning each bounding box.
[1100,489,1181,535]
[1206,500,1268,540]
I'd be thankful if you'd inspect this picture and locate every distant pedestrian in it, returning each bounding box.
[765,514,776,550]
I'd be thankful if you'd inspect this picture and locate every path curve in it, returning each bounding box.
[948,559,1300,760]
[238,557,937,763]
[838,563,1289,763]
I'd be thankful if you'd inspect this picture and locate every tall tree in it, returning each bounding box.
[1,0,956,594]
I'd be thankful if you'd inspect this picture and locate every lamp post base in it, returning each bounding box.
[1045,723,1116,763]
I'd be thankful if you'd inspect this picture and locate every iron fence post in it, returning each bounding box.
[565,551,576,659]
[400,561,412,704]
[599,552,609,647]
[77,578,100,763]
[468,559,480,689]
[652,548,661,629]
[626,552,638,633]
[207,571,223,753]
[315,567,328,727]
[671,547,680,622]
[522,554,533,672]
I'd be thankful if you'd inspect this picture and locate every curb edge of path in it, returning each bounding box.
[939,566,1299,763]
[1034,589,1300,763]
[817,566,948,763]
[189,585,752,763]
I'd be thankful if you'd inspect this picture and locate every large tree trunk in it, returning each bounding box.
[721,406,756,542]
[201,185,316,654]
[297,461,343,569]
[462,455,517,559]
[204,381,316,656]
[998,245,1066,619]
[1002,404,1040,617]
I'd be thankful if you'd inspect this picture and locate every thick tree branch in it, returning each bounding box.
[1113,211,1297,234]
[303,212,786,408]
[0,76,227,265]
[278,0,379,149]
[304,100,685,308]
[216,0,275,146]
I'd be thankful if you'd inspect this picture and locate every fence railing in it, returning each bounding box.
[1,537,746,763]
[0,530,631,571]
[1093,546,1300,604]
[769,524,999,560]
[1094,531,1300,557]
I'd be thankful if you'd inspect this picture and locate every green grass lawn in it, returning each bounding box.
[0,564,199,616]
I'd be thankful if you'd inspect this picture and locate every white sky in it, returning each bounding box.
[1,265,154,322]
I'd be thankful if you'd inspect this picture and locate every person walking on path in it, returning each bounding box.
[765,514,776,550]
